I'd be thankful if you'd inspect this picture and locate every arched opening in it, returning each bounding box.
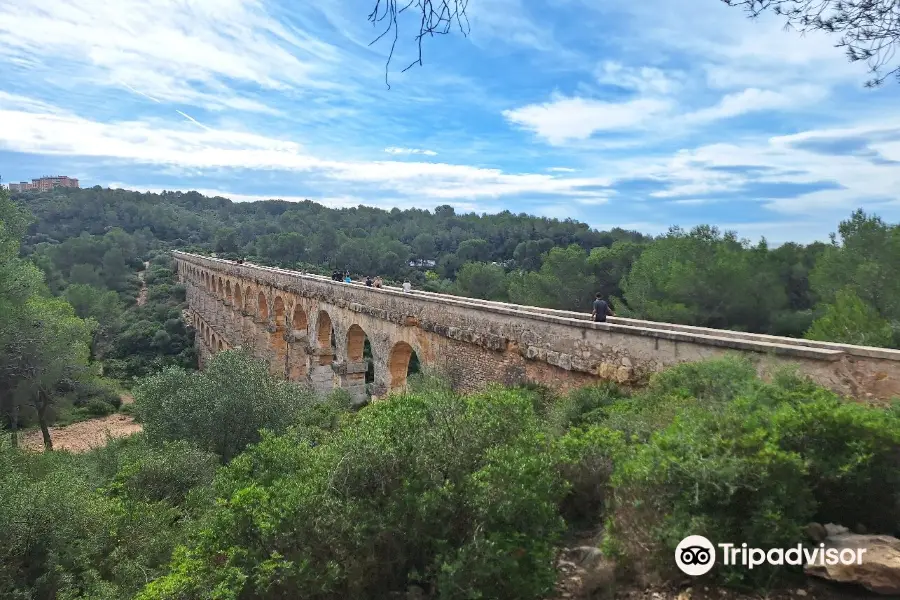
[388,342,421,391]
[218,339,224,352]
[346,324,374,400]
[257,292,269,321]
[217,278,224,299]
[225,280,232,302]
[316,311,334,366]
[273,296,286,331]
[233,285,243,312]
[346,324,367,362]
[292,305,308,334]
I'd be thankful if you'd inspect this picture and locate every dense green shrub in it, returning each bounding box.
[604,367,900,586]
[0,441,194,600]
[139,386,567,600]
[555,425,626,527]
[134,349,320,462]
[547,381,625,434]
[98,437,218,506]
[83,396,117,416]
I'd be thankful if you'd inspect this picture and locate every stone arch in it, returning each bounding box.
[225,280,232,302]
[273,296,286,331]
[233,285,243,311]
[346,324,368,362]
[316,310,334,366]
[257,291,269,321]
[387,341,420,391]
[291,304,308,334]
[218,339,224,352]
[217,277,224,299]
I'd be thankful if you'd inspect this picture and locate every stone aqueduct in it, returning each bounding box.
[174,251,900,404]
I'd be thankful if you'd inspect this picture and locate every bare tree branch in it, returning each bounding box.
[722,0,900,86]
[368,0,471,89]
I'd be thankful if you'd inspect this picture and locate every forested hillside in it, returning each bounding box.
[13,185,900,348]
[3,186,900,599]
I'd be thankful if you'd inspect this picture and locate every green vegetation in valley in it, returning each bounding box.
[1,350,898,599]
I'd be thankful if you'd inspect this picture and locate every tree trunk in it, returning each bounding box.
[36,390,53,451]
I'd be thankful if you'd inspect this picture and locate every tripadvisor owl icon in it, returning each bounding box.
[675,535,716,576]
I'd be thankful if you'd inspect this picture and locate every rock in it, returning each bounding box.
[824,523,850,537]
[805,523,828,543]
[854,523,868,535]
[570,545,604,567]
[676,589,692,600]
[796,590,807,597]
[805,532,900,595]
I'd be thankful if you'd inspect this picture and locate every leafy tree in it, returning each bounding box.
[508,244,598,311]
[457,238,490,262]
[806,287,894,347]
[9,295,94,449]
[456,262,508,300]
[213,227,239,254]
[621,226,787,332]
[809,210,900,324]
[134,349,324,462]
[411,232,436,261]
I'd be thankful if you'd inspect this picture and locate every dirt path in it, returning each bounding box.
[21,394,142,453]
[136,261,149,306]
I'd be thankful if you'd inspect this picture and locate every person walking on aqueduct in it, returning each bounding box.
[591,293,614,323]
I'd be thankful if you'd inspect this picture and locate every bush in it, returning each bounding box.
[607,400,813,585]
[73,378,122,410]
[604,370,900,586]
[83,397,117,417]
[100,437,218,506]
[547,382,625,434]
[555,426,626,528]
[139,386,567,600]
[134,349,323,462]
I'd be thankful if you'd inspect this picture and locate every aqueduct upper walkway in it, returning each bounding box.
[174,251,900,404]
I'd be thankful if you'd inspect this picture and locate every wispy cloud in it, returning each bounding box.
[384,147,438,156]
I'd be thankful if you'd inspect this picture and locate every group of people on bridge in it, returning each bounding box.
[332,270,412,293]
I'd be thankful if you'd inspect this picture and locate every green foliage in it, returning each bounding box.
[455,261,508,300]
[134,349,320,462]
[806,287,894,347]
[140,386,567,600]
[0,436,205,600]
[621,226,788,332]
[603,359,900,586]
[99,437,218,506]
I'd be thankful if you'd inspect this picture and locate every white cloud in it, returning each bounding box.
[0,99,616,202]
[0,0,341,112]
[384,147,438,156]
[596,61,679,95]
[502,94,672,144]
[684,85,828,124]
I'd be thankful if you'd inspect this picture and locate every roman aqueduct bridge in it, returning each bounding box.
[174,251,900,404]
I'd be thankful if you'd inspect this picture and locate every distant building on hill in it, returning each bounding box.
[8,175,80,192]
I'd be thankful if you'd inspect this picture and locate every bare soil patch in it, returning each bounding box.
[21,413,142,453]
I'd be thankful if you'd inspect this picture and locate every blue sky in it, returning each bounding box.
[2,0,900,244]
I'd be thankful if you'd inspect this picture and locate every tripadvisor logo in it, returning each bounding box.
[675,535,868,576]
